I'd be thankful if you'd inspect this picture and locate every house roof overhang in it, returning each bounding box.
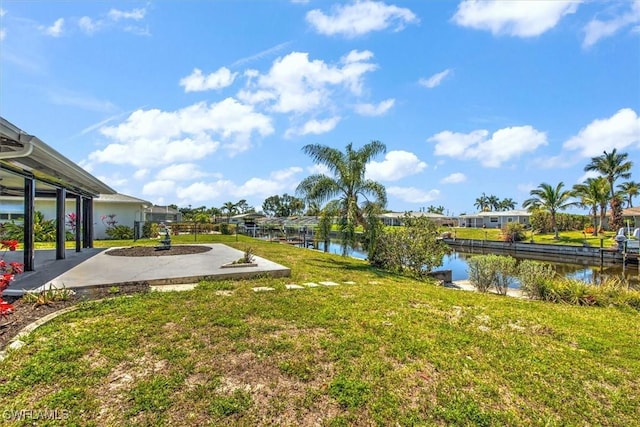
[0,117,115,197]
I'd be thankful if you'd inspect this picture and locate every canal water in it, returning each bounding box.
[315,241,640,288]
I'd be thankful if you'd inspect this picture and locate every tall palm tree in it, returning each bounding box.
[572,177,610,236]
[618,181,639,208]
[584,149,633,231]
[584,149,633,201]
[296,141,387,255]
[474,193,489,212]
[487,194,500,212]
[522,182,575,239]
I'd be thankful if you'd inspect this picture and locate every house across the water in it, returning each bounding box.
[457,210,531,229]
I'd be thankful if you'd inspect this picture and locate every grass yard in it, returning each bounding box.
[2,236,639,426]
[446,227,618,247]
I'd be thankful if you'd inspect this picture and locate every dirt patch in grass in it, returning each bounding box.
[106,245,212,257]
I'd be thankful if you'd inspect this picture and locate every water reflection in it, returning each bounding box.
[315,241,639,289]
[446,247,639,289]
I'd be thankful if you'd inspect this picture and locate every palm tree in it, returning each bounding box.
[522,182,575,239]
[498,198,516,211]
[296,141,387,255]
[584,149,633,231]
[487,195,500,211]
[474,193,489,212]
[221,201,237,223]
[618,181,639,208]
[585,149,633,201]
[572,177,610,236]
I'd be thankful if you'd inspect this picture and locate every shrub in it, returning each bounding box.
[501,222,526,242]
[518,260,557,300]
[219,223,233,235]
[233,247,255,264]
[466,255,495,293]
[105,225,134,240]
[142,222,159,238]
[369,214,450,280]
[467,254,517,294]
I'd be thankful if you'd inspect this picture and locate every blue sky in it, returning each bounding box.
[1,0,639,216]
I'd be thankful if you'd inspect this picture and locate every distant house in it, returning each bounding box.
[379,212,457,227]
[142,205,183,224]
[622,207,640,228]
[458,210,531,229]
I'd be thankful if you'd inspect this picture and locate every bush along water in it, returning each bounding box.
[466,254,640,310]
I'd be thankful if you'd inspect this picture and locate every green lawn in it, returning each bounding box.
[447,227,618,247]
[2,236,639,425]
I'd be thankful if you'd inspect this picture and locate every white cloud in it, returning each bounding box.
[155,163,209,181]
[452,0,580,37]
[0,8,6,17]
[108,8,146,21]
[388,187,440,203]
[174,166,302,206]
[441,172,467,184]
[78,16,100,35]
[90,98,273,167]
[42,18,64,37]
[429,125,547,167]
[306,0,418,37]
[239,50,377,115]
[133,169,149,180]
[563,108,640,157]
[76,8,147,35]
[142,180,177,196]
[354,98,395,116]
[419,69,451,89]
[367,150,427,181]
[583,1,640,47]
[180,67,238,92]
[176,181,235,203]
[270,166,303,182]
[286,117,341,137]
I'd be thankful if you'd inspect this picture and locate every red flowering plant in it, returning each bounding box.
[0,240,23,321]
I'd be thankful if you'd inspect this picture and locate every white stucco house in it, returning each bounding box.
[0,193,151,239]
[457,210,531,229]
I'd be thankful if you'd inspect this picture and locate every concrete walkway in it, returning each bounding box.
[2,244,290,297]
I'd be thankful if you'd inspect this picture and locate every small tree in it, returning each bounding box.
[370,214,450,280]
[502,222,526,242]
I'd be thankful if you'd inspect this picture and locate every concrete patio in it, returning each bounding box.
[2,244,291,297]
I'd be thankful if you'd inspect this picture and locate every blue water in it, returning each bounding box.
[314,241,639,287]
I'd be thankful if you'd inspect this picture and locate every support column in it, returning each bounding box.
[75,195,82,252]
[82,197,90,248]
[82,198,94,248]
[23,177,35,271]
[56,187,66,260]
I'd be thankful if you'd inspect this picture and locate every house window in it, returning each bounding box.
[490,217,498,223]
[507,218,513,222]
